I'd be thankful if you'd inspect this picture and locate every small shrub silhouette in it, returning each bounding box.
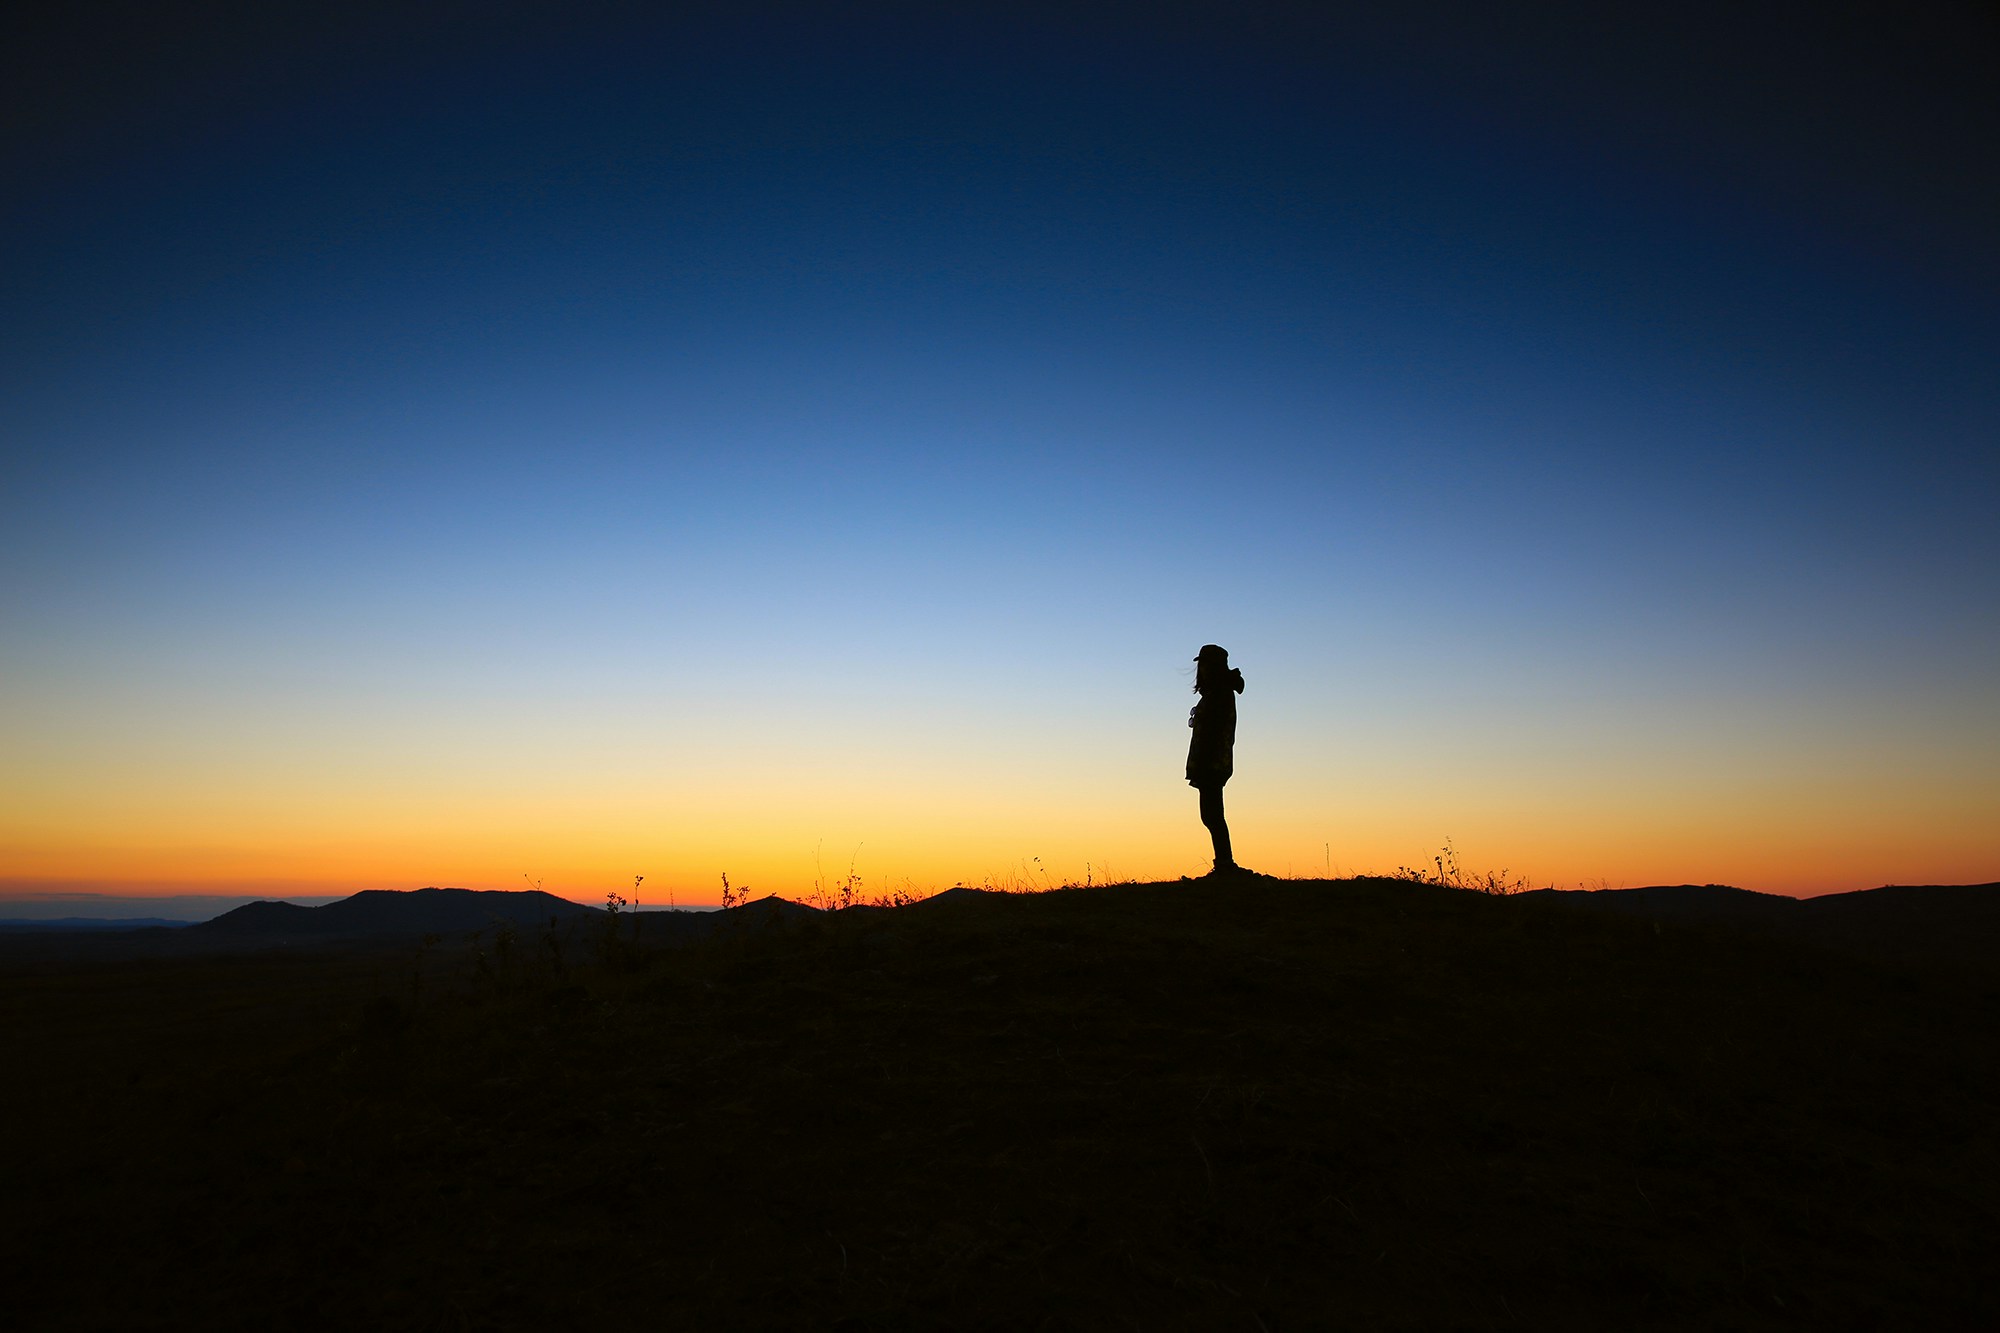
[806,844,865,912]
[1395,837,1534,895]
[597,891,628,966]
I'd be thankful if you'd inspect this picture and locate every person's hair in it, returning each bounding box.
[1194,647,1244,696]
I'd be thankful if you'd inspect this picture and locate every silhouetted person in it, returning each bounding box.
[1187,644,1244,874]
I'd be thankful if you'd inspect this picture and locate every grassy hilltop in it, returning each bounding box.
[4,875,1995,1330]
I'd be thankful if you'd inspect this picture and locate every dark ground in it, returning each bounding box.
[3,876,1994,1330]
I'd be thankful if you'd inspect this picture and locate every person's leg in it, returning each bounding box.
[1198,784,1234,871]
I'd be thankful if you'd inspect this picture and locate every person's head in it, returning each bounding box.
[1194,644,1243,695]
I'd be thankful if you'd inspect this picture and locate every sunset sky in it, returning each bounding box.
[4,2,1995,915]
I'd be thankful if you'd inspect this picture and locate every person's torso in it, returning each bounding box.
[1191,691,1236,748]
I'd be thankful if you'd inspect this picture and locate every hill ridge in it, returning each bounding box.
[193,885,601,939]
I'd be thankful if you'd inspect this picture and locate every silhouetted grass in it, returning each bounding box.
[1395,836,1536,895]
[4,876,1993,1329]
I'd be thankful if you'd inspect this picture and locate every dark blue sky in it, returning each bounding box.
[3,1,1996,899]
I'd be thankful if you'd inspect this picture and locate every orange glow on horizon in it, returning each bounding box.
[5,669,1994,908]
[5,800,1993,908]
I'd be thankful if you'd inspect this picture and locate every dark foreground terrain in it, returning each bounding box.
[3,877,1994,1330]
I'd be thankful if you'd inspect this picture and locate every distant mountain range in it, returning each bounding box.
[185,883,991,943]
[191,886,600,941]
[1518,882,2000,970]
[164,872,2000,964]
[2,880,1992,970]
[0,917,192,931]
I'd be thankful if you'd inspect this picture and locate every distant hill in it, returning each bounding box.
[839,885,999,917]
[185,885,838,947]
[0,888,833,962]
[1520,881,2000,969]
[719,894,823,924]
[1520,882,1796,921]
[0,917,191,932]
[191,886,602,941]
